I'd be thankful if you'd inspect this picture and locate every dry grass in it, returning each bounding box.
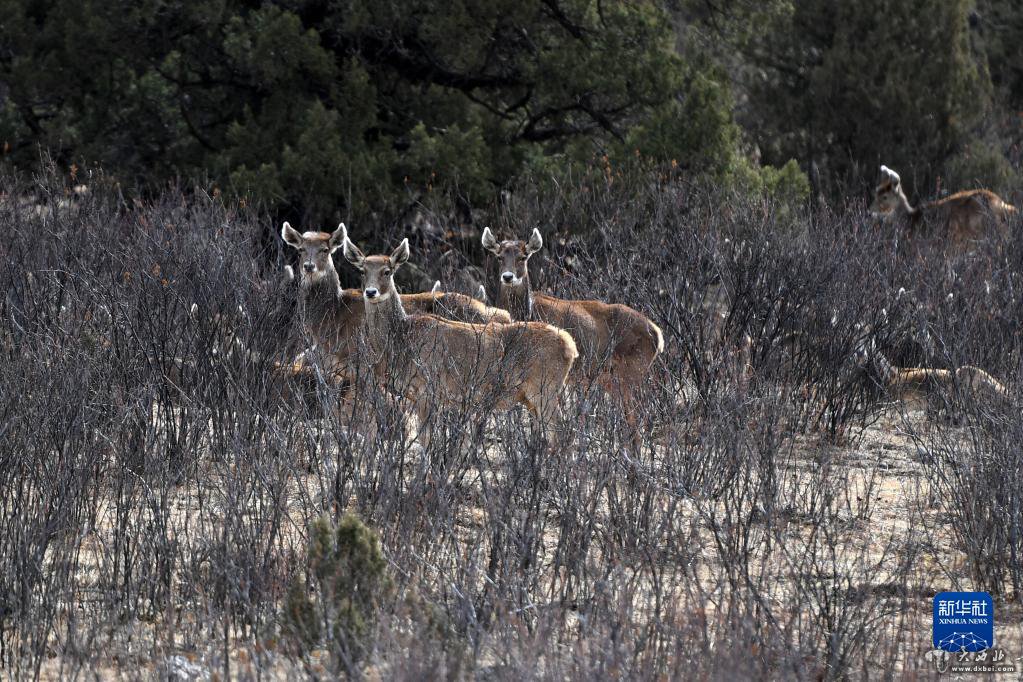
[2,167,1022,680]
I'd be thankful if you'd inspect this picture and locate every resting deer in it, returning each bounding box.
[340,231,578,443]
[281,222,511,385]
[481,227,664,445]
[870,165,1016,251]
[858,340,1008,420]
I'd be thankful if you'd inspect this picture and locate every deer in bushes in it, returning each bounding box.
[870,165,1016,251]
[280,222,511,385]
[184,294,326,415]
[857,339,1008,420]
[339,231,578,443]
[481,227,664,446]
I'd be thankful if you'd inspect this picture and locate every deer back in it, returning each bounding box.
[403,315,575,400]
[298,288,365,372]
[921,189,1013,245]
[955,365,1008,400]
[402,291,511,324]
[530,294,661,374]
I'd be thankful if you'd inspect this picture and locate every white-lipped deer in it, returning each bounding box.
[870,165,1015,252]
[340,232,578,443]
[857,339,1008,420]
[481,227,664,446]
[280,222,511,385]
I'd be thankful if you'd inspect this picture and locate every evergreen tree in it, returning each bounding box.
[739,0,989,197]
[0,0,747,225]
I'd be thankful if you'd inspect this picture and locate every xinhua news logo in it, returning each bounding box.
[933,591,993,653]
[928,592,1015,673]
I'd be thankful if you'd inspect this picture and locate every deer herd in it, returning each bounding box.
[261,165,1016,450]
[860,164,1014,416]
[280,222,661,449]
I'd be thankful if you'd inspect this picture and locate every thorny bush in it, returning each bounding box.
[0,167,1019,679]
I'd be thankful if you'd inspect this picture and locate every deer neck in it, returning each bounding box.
[871,351,898,386]
[362,287,410,354]
[299,268,342,324]
[893,190,923,224]
[498,274,534,320]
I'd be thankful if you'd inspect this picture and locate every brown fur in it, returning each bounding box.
[954,365,1009,402]
[281,224,512,384]
[869,346,1008,417]
[871,166,1015,252]
[403,290,512,324]
[300,289,509,376]
[482,227,664,445]
[342,238,577,442]
[915,190,1014,246]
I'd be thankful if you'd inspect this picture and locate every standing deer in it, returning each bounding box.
[339,232,578,443]
[870,165,1016,251]
[481,227,664,446]
[280,222,511,385]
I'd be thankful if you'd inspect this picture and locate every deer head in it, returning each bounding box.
[870,165,907,216]
[280,222,347,286]
[342,236,410,304]
[482,227,543,287]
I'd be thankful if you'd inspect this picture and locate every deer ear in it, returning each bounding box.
[328,222,347,253]
[526,228,543,255]
[391,238,410,266]
[881,165,901,186]
[476,284,487,303]
[281,222,303,249]
[481,226,500,254]
[342,238,365,268]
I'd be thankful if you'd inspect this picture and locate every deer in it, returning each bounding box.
[481,227,664,446]
[185,278,327,415]
[280,222,511,387]
[870,165,1016,252]
[339,230,578,445]
[857,339,1008,421]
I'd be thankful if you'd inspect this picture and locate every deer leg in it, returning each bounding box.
[534,381,569,447]
[519,395,540,429]
[518,391,555,446]
[620,384,643,452]
[410,394,434,452]
[598,371,643,451]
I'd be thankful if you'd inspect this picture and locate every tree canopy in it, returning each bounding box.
[1,0,747,223]
[1,0,1020,224]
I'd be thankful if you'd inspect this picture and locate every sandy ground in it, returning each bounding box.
[21,401,1023,681]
